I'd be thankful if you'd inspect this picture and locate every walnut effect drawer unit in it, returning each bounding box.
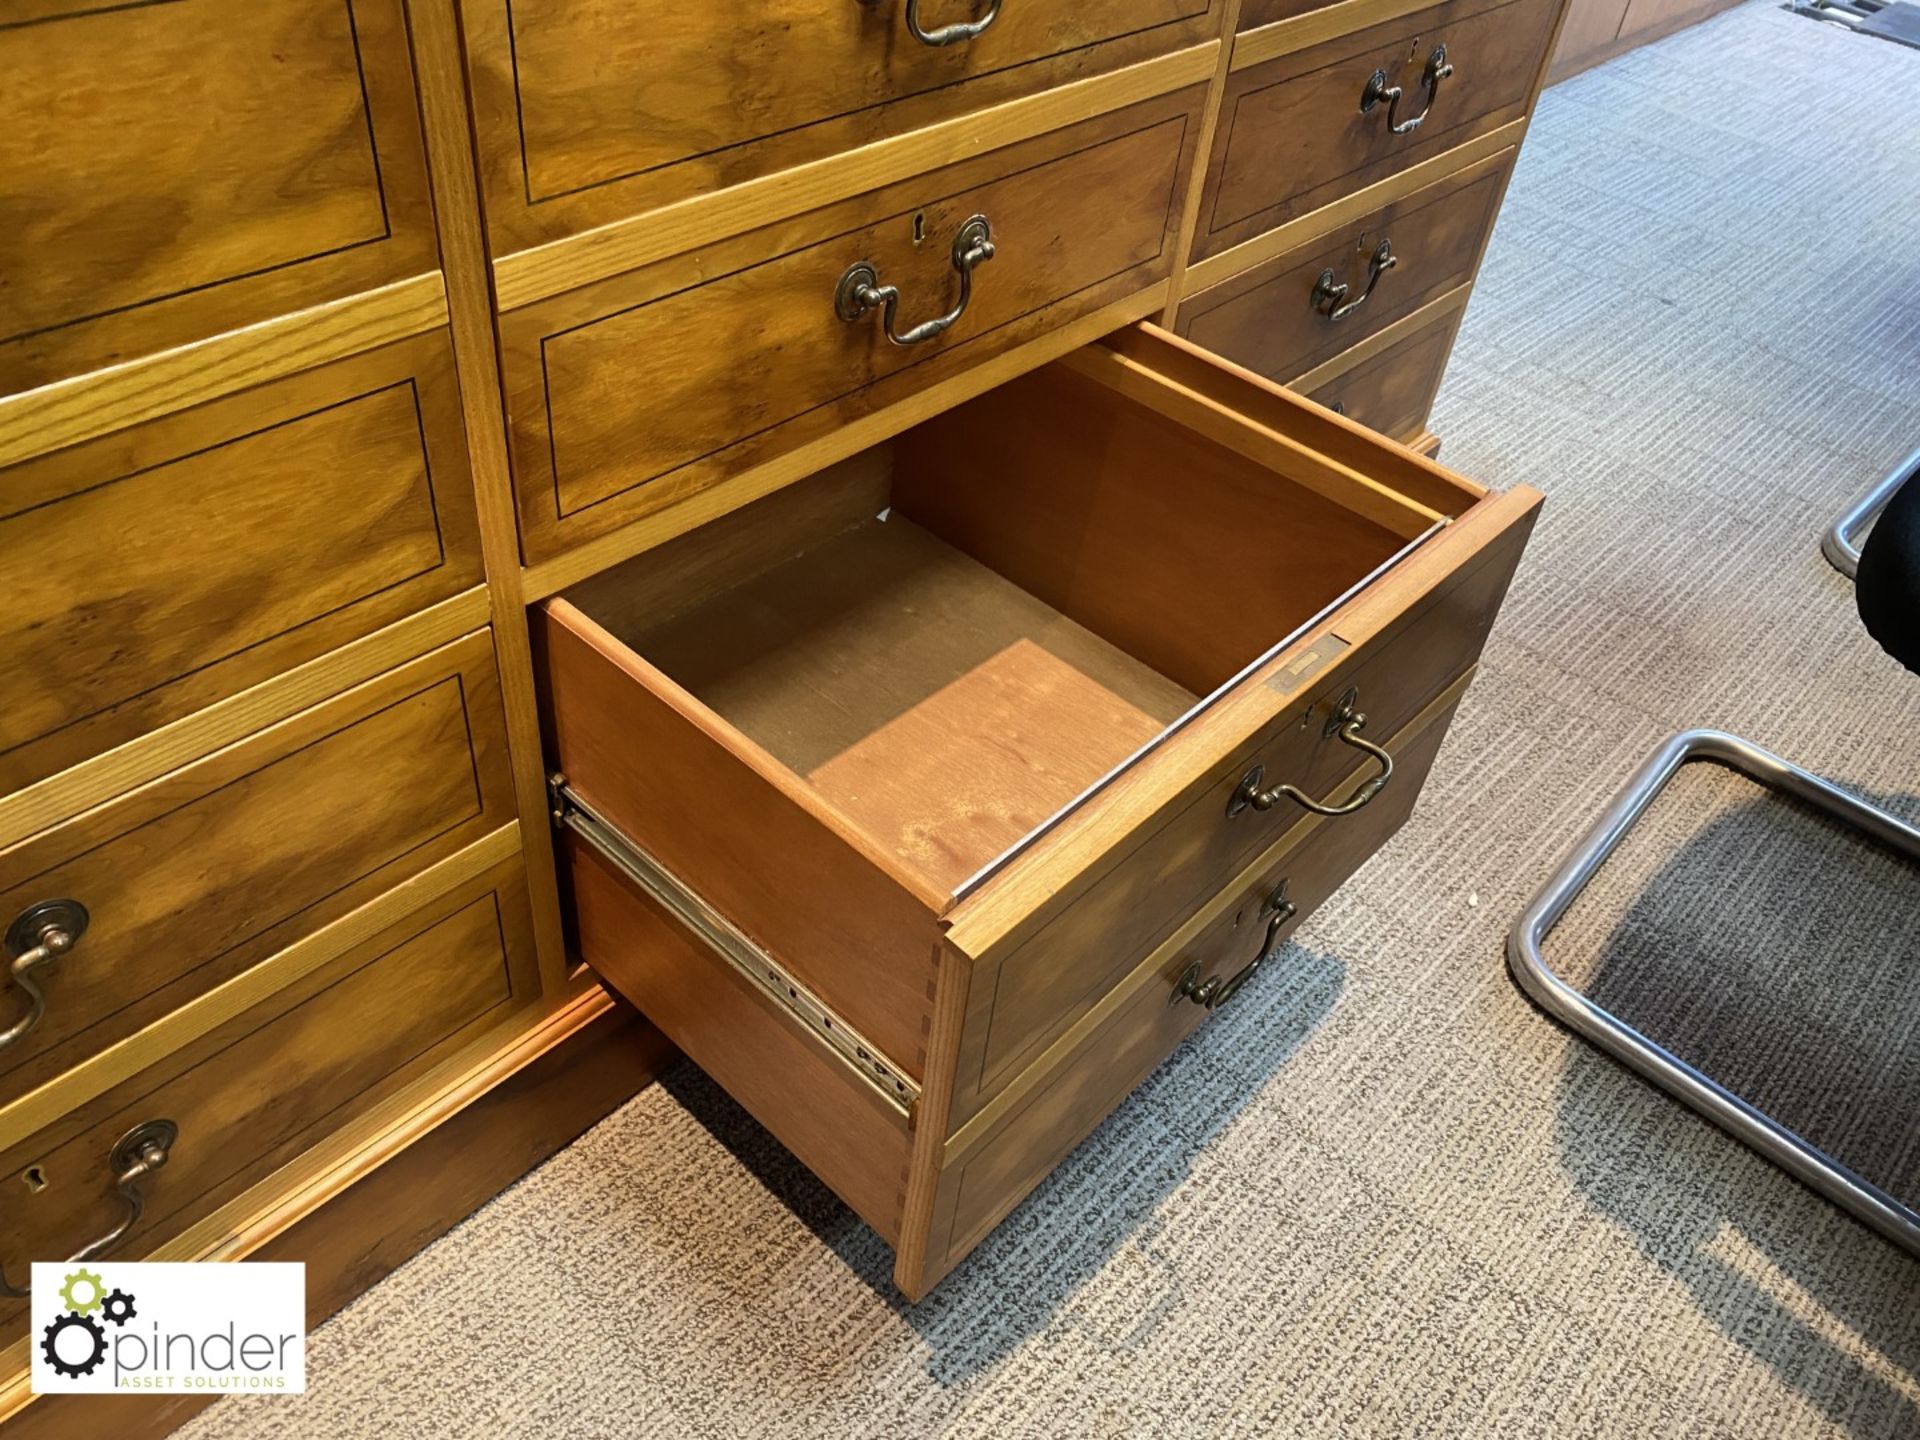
[1193,0,1561,261]
[460,0,1223,256]
[500,88,1205,565]
[1174,149,1510,394]
[0,631,515,1101]
[0,860,539,1341]
[1296,309,1464,446]
[540,323,1540,1297]
[0,329,484,793]
[0,0,439,395]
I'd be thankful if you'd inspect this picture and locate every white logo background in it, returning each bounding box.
[31,1262,305,1395]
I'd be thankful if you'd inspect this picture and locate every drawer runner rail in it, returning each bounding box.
[549,778,919,1117]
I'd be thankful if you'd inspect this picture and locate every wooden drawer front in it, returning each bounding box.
[943,466,1527,1119]
[1195,0,1559,261]
[0,631,514,1099]
[924,673,1468,1282]
[0,863,537,1331]
[1299,313,1461,444]
[565,833,913,1242]
[1177,151,1507,391]
[462,0,1221,255]
[0,0,437,395]
[502,88,1204,564]
[0,330,484,792]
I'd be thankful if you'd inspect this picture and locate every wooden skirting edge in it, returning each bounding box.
[1234,0,1460,71]
[0,986,676,1438]
[492,43,1220,311]
[0,274,449,470]
[1180,125,1525,297]
[943,666,1478,1167]
[521,281,1174,599]
[0,824,521,1151]
[0,591,491,850]
[1285,284,1472,394]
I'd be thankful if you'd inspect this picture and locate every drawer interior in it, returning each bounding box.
[557,325,1485,907]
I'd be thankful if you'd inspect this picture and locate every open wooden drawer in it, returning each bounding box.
[536,324,1540,1297]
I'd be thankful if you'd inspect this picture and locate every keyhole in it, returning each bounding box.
[912,212,927,245]
[1407,36,1422,62]
[22,1165,47,1193]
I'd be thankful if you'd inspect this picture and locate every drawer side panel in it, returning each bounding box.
[566,834,913,1243]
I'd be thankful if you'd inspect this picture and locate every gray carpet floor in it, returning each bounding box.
[182,6,1920,1435]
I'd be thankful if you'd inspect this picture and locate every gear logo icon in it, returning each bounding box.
[57,1268,104,1316]
[38,1268,136,1382]
[41,1311,107,1380]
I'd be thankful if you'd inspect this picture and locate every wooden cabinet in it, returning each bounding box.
[541,325,1541,1296]
[4,0,1572,1416]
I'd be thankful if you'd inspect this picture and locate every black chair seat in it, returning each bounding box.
[1857,468,1920,676]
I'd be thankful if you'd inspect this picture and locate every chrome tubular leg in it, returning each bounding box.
[1823,444,1920,579]
[1507,728,1920,1257]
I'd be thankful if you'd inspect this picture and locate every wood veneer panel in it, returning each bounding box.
[0,0,438,393]
[0,863,540,1339]
[0,329,482,792]
[1195,0,1558,258]
[463,0,1223,255]
[500,86,1206,563]
[0,632,514,1100]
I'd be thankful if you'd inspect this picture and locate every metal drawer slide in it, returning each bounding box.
[549,777,919,1118]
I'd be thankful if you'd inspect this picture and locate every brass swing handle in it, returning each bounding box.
[1312,238,1396,322]
[1173,884,1298,1011]
[1361,44,1453,135]
[902,0,1004,46]
[1,899,88,1056]
[1227,696,1396,819]
[0,1119,177,1298]
[835,215,995,347]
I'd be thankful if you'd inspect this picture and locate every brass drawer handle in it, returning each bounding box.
[1227,690,1396,819]
[835,214,995,347]
[1360,44,1453,135]
[2,899,88,1056]
[860,0,1004,46]
[1173,883,1298,1011]
[0,1119,177,1298]
[1312,238,1396,322]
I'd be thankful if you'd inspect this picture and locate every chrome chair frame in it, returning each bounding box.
[1508,727,1920,1257]
[1823,445,1920,579]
